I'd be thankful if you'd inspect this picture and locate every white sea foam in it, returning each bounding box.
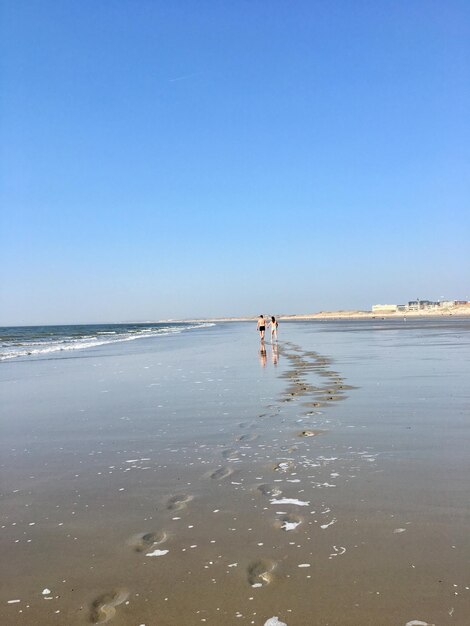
[264,618,287,626]
[270,498,309,506]
[282,521,301,531]
[329,546,346,558]
[0,323,216,361]
[145,549,169,557]
[320,518,337,529]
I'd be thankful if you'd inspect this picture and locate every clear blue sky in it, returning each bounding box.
[1,0,469,325]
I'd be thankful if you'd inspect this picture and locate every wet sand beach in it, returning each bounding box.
[1,320,470,625]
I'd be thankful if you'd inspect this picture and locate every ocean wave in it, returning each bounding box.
[0,323,215,361]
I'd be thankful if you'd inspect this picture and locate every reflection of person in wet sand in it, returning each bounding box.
[259,344,267,367]
[257,315,266,341]
[269,316,278,341]
[271,342,279,366]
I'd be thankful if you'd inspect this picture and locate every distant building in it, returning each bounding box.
[371,299,468,313]
[439,300,469,308]
[407,300,439,310]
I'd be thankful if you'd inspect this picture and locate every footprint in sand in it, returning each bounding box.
[209,466,233,480]
[324,394,345,402]
[273,460,294,473]
[222,448,239,460]
[298,429,324,438]
[274,513,302,532]
[129,531,167,553]
[257,484,283,498]
[89,589,128,624]
[247,559,276,587]
[304,351,319,358]
[166,494,193,511]
[302,401,323,409]
[237,433,258,442]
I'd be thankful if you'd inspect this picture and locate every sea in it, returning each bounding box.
[0,322,214,361]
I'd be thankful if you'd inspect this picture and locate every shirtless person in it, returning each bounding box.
[257,315,266,341]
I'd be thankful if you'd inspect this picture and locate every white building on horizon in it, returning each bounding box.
[372,299,469,313]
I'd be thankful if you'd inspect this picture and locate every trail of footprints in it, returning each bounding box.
[89,493,192,621]
[234,341,353,588]
[89,342,353,618]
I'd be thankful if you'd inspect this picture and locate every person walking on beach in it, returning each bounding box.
[257,315,266,341]
[270,316,279,341]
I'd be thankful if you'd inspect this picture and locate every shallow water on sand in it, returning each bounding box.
[1,320,470,625]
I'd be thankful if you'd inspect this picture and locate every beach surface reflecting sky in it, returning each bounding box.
[1,320,469,625]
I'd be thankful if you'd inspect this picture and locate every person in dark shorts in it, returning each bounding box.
[257,315,266,340]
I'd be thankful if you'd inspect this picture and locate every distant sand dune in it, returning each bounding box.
[180,304,470,323]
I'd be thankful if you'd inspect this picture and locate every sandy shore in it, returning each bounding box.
[280,304,470,320]
[1,320,470,625]
[179,304,470,324]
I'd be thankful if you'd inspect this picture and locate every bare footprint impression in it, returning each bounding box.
[209,466,234,480]
[274,513,302,532]
[89,589,129,624]
[273,460,295,473]
[166,494,193,511]
[237,432,259,442]
[247,559,277,587]
[257,483,283,498]
[298,429,325,438]
[222,448,239,460]
[128,530,168,553]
